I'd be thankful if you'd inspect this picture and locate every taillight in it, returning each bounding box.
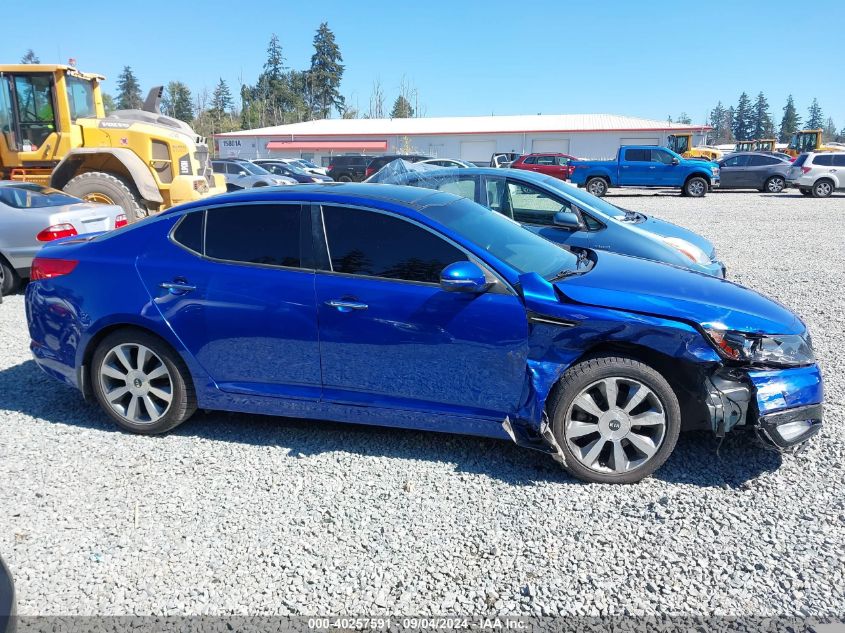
[801,167,812,174]
[115,214,128,228]
[30,257,78,281]
[365,167,375,177]
[36,224,78,242]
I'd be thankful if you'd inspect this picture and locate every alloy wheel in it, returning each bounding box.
[815,181,832,197]
[564,377,667,475]
[98,343,174,425]
[767,177,785,193]
[687,180,705,196]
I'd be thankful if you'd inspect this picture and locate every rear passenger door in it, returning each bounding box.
[746,154,782,188]
[136,203,322,401]
[619,148,652,185]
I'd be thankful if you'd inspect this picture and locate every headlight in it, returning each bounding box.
[711,166,719,175]
[662,237,710,265]
[704,328,815,367]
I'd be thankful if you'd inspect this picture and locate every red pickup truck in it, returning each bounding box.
[510,152,576,180]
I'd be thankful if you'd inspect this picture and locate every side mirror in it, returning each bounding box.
[671,157,680,165]
[553,211,582,230]
[439,261,492,293]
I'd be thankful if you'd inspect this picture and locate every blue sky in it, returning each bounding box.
[4,0,844,127]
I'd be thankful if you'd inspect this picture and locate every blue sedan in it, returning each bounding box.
[381,167,726,277]
[25,184,822,483]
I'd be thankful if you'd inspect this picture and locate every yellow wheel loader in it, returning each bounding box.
[784,129,841,158]
[0,64,225,221]
[667,133,722,162]
[752,139,777,152]
[734,140,754,153]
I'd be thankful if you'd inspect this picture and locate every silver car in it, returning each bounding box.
[0,182,125,294]
[211,159,296,190]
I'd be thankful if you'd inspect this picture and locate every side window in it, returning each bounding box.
[535,155,555,166]
[812,155,833,166]
[172,211,204,254]
[832,155,845,167]
[321,206,466,284]
[651,150,675,164]
[485,177,512,218]
[0,77,15,149]
[506,180,571,225]
[557,156,571,166]
[434,176,476,199]
[625,149,650,162]
[211,162,224,174]
[723,155,749,167]
[522,156,537,165]
[13,74,56,149]
[748,155,778,166]
[205,204,301,267]
[581,212,603,231]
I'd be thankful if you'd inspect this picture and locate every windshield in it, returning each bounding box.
[66,77,97,120]
[297,159,318,168]
[0,184,80,209]
[424,196,579,279]
[278,162,307,175]
[239,162,271,176]
[538,176,628,220]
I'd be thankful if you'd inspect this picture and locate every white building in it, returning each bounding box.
[213,114,711,166]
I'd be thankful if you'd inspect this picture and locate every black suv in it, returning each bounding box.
[326,155,371,182]
[364,154,431,179]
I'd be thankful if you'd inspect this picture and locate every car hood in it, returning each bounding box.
[628,215,716,257]
[554,251,803,335]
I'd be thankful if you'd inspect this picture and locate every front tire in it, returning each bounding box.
[812,179,834,198]
[799,187,812,196]
[91,330,196,435]
[337,174,353,182]
[684,176,708,197]
[764,175,785,193]
[63,171,147,223]
[586,177,608,197]
[548,356,681,484]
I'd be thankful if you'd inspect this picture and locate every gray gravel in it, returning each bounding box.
[0,189,843,617]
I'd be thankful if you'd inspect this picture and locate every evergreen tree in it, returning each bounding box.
[391,95,414,119]
[162,81,193,122]
[823,117,838,141]
[210,78,233,118]
[723,107,735,142]
[116,66,143,110]
[264,34,285,82]
[676,112,692,125]
[102,94,115,115]
[709,102,727,143]
[732,92,753,141]
[806,98,824,129]
[778,95,801,142]
[752,92,774,139]
[307,22,345,119]
[20,49,39,64]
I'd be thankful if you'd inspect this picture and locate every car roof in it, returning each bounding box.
[164,182,465,216]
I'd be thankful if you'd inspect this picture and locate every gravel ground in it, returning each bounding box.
[0,189,843,618]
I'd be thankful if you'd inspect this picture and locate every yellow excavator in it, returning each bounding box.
[667,133,722,162]
[784,129,843,158]
[0,63,225,221]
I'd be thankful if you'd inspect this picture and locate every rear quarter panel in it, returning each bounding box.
[569,161,617,185]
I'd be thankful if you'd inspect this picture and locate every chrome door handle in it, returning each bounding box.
[325,299,368,311]
[160,281,196,294]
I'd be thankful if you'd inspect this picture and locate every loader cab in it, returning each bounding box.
[0,65,104,174]
[788,130,820,154]
[668,134,692,155]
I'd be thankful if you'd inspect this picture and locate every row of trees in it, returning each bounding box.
[20,47,844,145]
[701,94,843,145]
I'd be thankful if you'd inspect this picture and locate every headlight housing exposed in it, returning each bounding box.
[704,328,815,367]
[662,237,711,265]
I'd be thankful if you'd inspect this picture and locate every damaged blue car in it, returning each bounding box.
[25,184,823,483]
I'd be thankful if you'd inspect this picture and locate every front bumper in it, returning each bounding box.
[707,364,824,451]
[710,176,720,189]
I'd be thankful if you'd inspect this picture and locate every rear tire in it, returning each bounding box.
[684,176,708,197]
[548,356,681,484]
[63,171,147,223]
[91,329,196,435]
[586,177,608,197]
[764,175,785,193]
[0,257,19,296]
[337,174,352,182]
[812,179,834,198]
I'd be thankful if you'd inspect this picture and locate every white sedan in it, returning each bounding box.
[0,181,126,294]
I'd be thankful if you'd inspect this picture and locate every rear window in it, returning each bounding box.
[812,155,834,166]
[792,154,809,167]
[0,184,79,209]
[172,211,204,253]
[205,204,301,268]
[625,149,650,162]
